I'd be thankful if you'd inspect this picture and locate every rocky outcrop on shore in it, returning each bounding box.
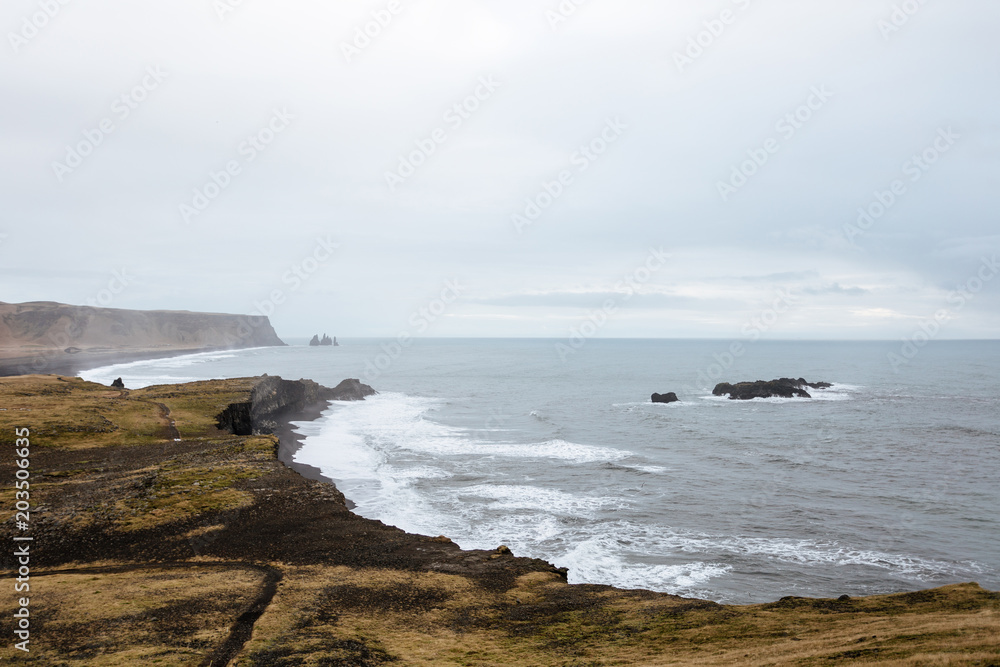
[651,392,679,404]
[713,377,833,400]
[216,376,376,436]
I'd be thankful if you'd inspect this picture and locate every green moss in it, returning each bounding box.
[115,463,264,531]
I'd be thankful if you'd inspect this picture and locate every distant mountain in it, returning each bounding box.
[0,301,285,363]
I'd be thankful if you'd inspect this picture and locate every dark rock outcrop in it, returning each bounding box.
[651,392,679,404]
[310,334,335,346]
[216,376,377,436]
[713,377,832,400]
[329,378,377,401]
[111,377,125,389]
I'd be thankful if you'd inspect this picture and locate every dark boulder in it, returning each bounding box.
[111,377,125,389]
[713,378,832,400]
[651,392,679,404]
[329,378,377,401]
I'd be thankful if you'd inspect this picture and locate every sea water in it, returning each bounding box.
[81,339,1000,603]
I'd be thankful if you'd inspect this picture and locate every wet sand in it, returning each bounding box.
[0,346,230,378]
[273,398,358,509]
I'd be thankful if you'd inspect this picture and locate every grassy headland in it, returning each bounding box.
[1,375,998,665]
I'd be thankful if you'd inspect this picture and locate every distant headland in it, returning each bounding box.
[0,300,285,376]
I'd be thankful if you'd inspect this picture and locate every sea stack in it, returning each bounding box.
[713,378,832,400]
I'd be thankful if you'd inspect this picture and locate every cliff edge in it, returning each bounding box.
[0,301,285,374]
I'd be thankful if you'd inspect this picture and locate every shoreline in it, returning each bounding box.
[0,345,264,378]
[1,373,997,664]
[272,398,358,510]
[0,344,358,507]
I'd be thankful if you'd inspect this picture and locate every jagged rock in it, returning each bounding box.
[216,376,376,436]
[651,392,679,404]
[713,377,832,400]
[111,377,125,389]
[320,334,333,346]
[309,335,320,346]
[329,378,377,401]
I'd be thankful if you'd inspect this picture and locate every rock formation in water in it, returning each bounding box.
[651,392,679,404]
[309,334,336,346]
[713,378,832,400]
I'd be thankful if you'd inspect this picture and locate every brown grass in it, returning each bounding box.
[1,374,997,666]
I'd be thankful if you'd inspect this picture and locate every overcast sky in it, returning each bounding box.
[2,0,998,339]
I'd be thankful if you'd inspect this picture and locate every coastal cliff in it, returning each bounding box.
[216,376,375,436]
[0,301,285,375]
[0,375,997,665]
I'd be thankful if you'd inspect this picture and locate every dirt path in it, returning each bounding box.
[32,561,282,666]
[203,566,283,667]
[154,402,182,441]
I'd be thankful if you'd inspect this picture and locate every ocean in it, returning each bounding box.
[80,339,1000,603]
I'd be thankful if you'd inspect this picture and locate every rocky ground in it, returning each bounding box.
[1,375,998,666]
